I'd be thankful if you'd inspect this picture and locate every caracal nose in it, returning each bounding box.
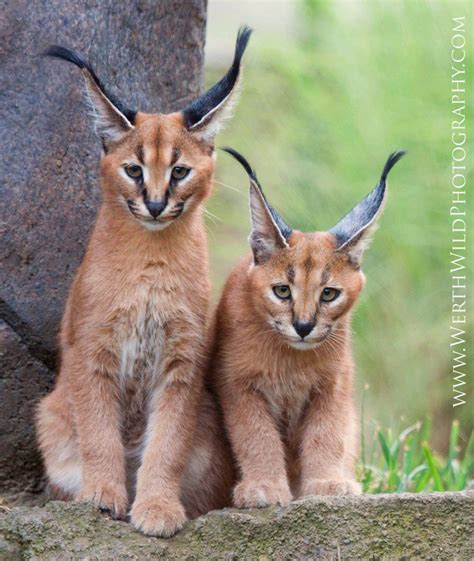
[293,320,315,339]
[146,200,166,218]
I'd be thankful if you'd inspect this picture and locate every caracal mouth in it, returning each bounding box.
[139,218,173,231]
[285,328,332,351]
[126,199,183,231]
[287,339,322,351]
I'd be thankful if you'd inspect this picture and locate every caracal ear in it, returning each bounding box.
[222,148,292,264]
[182,26,252,143]
[330,150,406,266]
[43,46,135,148]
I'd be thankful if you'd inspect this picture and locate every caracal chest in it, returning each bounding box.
[110,268,180,451]
[258,370,313,437]
[115,271,172,389]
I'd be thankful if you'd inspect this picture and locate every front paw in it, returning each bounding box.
[79,481,128,519]
[130,496,187,538]
[300,478,362,497]
[233,478,292,508]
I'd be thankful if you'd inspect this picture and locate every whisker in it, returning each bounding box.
[204,222,217,241]
[204,215,218,227]
[203,208,223,223]
[326,333,346,346]
[333,324,355,335]
[324,336,344,358]
[212,179,245,195]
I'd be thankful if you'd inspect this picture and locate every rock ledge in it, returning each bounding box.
[1,492,472,560]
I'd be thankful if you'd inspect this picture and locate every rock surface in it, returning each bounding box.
[0,0,207,493]
[0,321,53,495]
[1,492,472,560]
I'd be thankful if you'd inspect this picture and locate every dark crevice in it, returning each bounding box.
[0,298,57,371]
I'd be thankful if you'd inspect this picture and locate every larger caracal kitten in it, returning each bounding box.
[35,28,251,537]
[209,148,405,507]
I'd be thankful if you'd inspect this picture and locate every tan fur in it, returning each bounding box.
[36,112,233,536]
[208,231,364,508]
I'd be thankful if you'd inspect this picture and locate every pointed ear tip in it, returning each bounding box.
[181,27,251,133]
[221,146,256,178]
[237,25,253,42]
[390,148,407,162]
[382,149,407,181]
[42,45,58,57]
[239,24,253,33]
[41,45,87,70]
[235,25,253,60]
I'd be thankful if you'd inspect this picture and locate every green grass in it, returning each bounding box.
[205,0,473,444]
[360,418,473,493]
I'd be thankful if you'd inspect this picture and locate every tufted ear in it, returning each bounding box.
[43,46,135,147]
[223,148,292,264]
[182,26,252,143]
[330,150,406,265]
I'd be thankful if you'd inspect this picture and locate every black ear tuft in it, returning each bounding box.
[381,150,406,183]
[222,146,293,241]
[221,146,256,179]
[43,45,137,125]
[182,26,252,131]
[234,25,253,64]
[330,150,406,253]
[43,45,87,69]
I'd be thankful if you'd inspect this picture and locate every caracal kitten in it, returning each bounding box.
[208,148,404,507]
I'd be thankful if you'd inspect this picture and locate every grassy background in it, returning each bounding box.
[205,0,473,454]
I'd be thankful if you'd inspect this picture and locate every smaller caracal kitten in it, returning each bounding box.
[35,28,251,537]
[208,148,405,507]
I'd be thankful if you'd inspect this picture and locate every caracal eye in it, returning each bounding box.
[321,287,341,303]
[171,166,190,180]
[124,164,143,179]
[273,285,291,300]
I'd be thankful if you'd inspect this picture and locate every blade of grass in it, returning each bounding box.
[448,420,460,464]
[460,431,474,472]
[378,430,391,467]
[444,420,460,484]
[422,442,444,492]
[360,384,369,468]
[414,468,432,492]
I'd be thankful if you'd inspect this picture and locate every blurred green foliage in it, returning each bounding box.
[205,1,473,448]
[360,418,473,493]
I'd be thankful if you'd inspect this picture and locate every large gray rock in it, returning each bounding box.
[0,0,207,492]
[1,493,473,560]
[0,321,53,495]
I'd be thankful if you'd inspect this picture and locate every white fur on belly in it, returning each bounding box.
[118,311,165,389]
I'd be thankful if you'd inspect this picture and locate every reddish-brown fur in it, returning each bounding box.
[201,147,407,508]
[35,30,253,535]
[36,112,234,535]
[208,233,363,507]
[206,147,405,507]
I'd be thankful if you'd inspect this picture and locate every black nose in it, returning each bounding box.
[293,320,315,339]
[146,200,166,218]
